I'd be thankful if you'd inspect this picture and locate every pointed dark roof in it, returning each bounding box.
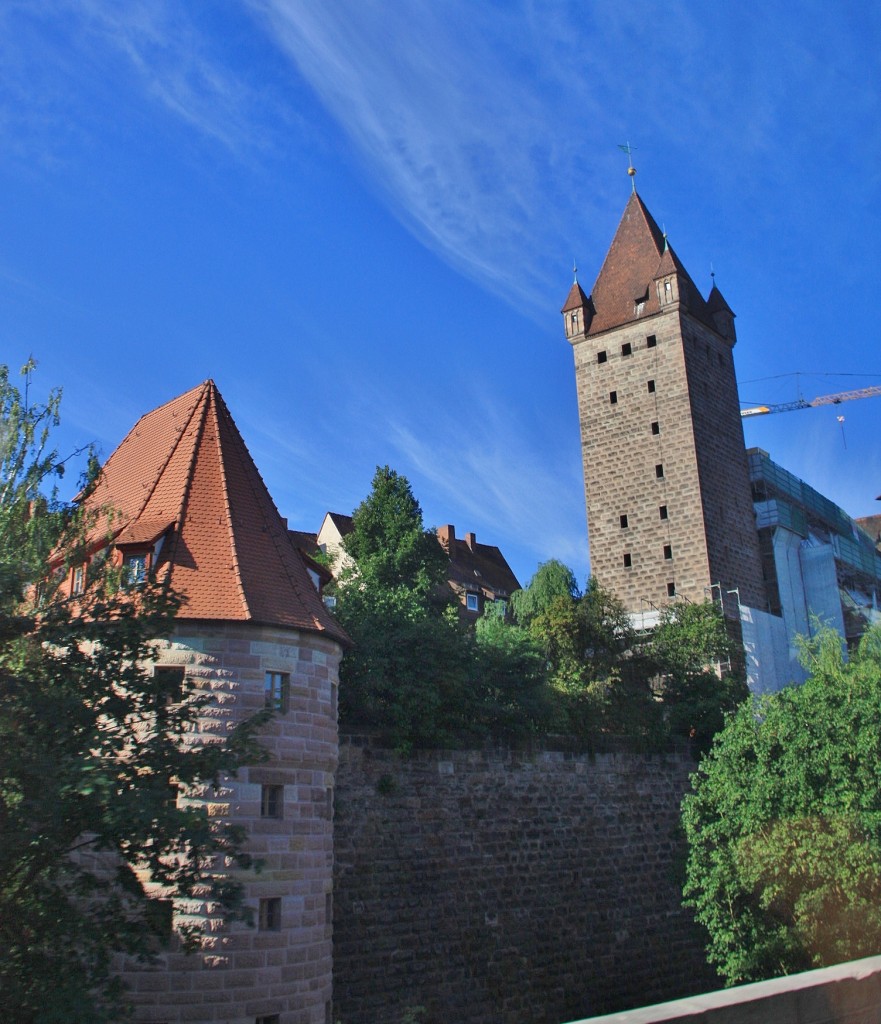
[85,381,347,643]
[586,192,714,335]
[706,283,735,316]
[561,280,589,313]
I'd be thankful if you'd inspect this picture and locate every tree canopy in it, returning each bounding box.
[682,625,881,985]
[0,363,265,1022]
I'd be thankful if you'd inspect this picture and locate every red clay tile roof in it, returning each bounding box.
[436,526,520,600]
[561,280,589,313]
[85,381,347,643]
[585,191,714,336]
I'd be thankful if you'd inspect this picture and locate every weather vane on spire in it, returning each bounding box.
[573,260,578,283]
[618,142,637,192]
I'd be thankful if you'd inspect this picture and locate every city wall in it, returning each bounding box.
[333,739,718,1024]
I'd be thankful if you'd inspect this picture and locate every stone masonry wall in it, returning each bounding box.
[572,310,714,611]
[333,739,718,1024]
[119,622,342,1024]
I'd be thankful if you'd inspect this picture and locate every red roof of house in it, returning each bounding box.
[85,381,347,643]
[585,192,714,336]
[436,525,520,600]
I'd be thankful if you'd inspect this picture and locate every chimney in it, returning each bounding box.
[437,524,455,552]
[465,532,476,550]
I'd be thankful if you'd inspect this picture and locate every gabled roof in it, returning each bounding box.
[85,381,347,643]
[436,525,520,600]
[586,191,714,336]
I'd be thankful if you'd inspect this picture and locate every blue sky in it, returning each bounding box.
[2,1,880,588]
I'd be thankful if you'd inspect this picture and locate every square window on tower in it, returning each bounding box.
[663,544,673,560]
[659,505,668,520]
[621,342,632,357]
[655,464,664,479]
[620,514,629,529]
[651,421,660,435]
[597,350,608,364]
[646,334,657,348]
[623,553,632,568]
[609,391,618,405]
[647,379,656,394]
[667,582,676,597]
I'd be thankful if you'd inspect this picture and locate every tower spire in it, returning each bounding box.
[618,142,637,192]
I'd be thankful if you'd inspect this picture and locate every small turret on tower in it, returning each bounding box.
[707,282,737,342]
[561,275,592,341]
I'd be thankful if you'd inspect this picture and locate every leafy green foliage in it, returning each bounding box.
[336,468,552,750]
[0,363,266,1022]
[682,626,881,985]
[640,602,747,753]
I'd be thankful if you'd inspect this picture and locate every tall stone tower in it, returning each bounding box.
[563,191,766,623]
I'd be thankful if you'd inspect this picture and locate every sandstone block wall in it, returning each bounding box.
[333,739,718,1024]
[120,622,342,1024]
[571,306,766,616]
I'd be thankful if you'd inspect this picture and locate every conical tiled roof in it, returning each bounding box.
[561,280,589,313]
[586,192,713,335]
[85,381,347,642]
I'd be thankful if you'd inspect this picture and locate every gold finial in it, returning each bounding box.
[618,142,637,192]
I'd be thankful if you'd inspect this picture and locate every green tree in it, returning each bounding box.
[0,363,266,1022]
[335,466,472,749]
[682,626,881,985]
[341,465,448,593]
[473,609,551,740]
[642,601,747,752]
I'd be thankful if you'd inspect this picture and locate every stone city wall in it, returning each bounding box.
[333,739,718,1024]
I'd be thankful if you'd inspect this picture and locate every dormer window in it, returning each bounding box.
[634,300,645,316]
[466,593,479,612]
[123,552,148,587]
[570,310,579,330]
[664,280,673,301]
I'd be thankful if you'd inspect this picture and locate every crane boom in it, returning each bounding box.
[741,384,881,418]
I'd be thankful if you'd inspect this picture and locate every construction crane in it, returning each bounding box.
[741,384,881,418]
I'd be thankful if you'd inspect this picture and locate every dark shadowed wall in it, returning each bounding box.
[333,738,718,1024]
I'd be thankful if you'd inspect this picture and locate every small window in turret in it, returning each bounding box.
[664,280,673,301]
[570,311,579,330]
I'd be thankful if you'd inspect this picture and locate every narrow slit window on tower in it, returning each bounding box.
[621,342,632,357]
[623,553,632,568]
[619,514,629,529]
[609,390,618,405]
[259,897,282,932]
[597,350,608,364]
[264,671,289,713]
[667,582,676,598]
[646,334,657,348]
[659,505,668,520]
[663,544,673,560]
[261,784,283,819]
[655,464,664,479]
[570,311,579,330]
[647,379,656,394]
[651,420,660,435]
